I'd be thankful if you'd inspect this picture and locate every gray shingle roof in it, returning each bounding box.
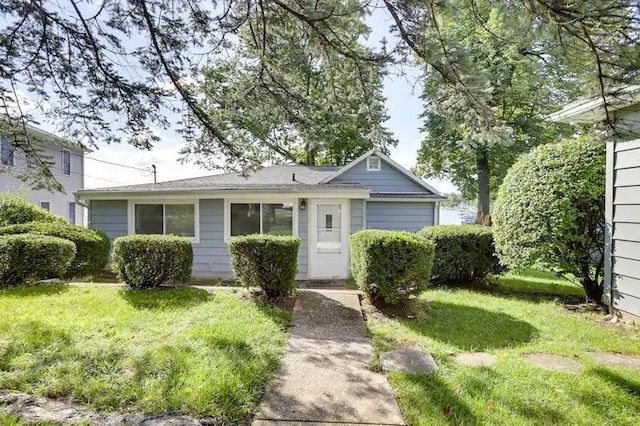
[78,164,354,193]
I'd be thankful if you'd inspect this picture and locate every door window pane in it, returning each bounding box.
[316,204,341,254]
[166,204,195,237]
[135,204,163,234]
[231,203,260,236]
[262,203,293,235]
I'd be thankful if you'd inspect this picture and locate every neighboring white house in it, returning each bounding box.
[0,124,87,225]
[550,86,640,319]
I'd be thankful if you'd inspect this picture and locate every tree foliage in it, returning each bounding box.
[414,1,588,219]
[1,0,638,188]
[492,136,606,303]
[194,1,395,167]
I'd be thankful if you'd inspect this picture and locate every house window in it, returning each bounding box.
[132,202,197,239]
[229,203,294,238]
[40,201,50,211]
[68,202,76,224]
[367,156,381,171]
[1,136,15,166]
[62,150,71,175]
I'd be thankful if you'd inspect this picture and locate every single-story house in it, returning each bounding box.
[76,150,445,280]
[550,86,640,319]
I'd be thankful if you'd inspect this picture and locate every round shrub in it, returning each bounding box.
[111,235,193,289]
[492,136,605,302]
[229,234,300,298]
[350,230,435,305]
[417,225,501,283]
[0,234,76,286]
[0,193,65,226]
[0,222,110,278]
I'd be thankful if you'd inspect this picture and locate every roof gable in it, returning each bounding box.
[322,149,442,196]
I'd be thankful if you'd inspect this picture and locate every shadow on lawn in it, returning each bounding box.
[590,367,640,396]
[0,283,70,298]
[120,287,213,310]
[405,300,538,351]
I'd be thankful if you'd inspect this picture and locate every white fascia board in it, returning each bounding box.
[75,188,371,201]
[548,86,640,123]
[367,197,444,202]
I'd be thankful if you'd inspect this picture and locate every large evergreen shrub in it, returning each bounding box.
[229,234,300,298]
[111,235,193,289]
[0,222,110,278]
[417,225,501,283]
[0,193,65,226]
[0,234,75,286]
[492,136,605,302]
[350,229,434,305]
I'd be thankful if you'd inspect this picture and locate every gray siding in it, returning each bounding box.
[329,157,427,193]
[88,200,127,240]
[610,137,640,316]
[366,202,435,232]
[350,199,364,233]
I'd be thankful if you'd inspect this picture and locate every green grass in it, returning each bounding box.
[494,268,585,298]
[0,284,290,424]
[367,272,640,425]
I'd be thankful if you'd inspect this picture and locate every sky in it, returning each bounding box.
[15,4,459,193]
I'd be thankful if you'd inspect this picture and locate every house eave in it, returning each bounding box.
[548,86,640,123]
[75,186,371,200]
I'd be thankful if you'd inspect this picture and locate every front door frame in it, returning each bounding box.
[307,198,350,279]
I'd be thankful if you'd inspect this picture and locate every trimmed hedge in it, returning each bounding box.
[350,230,435,305]
[111,235,193,289]
[0,194,65,226]
[417,225,501,283]
[229,234,300,298]
[0,222,110,278]
[0,234,76,286]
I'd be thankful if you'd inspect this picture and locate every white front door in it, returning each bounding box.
[309,199,350,279]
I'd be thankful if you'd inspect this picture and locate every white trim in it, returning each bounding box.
[127,199,200,244]
[367,198,443,203]
[367,156,381,171]
[548,85,640,123]
[362,199,367,229]
[223,197,299,243]
[434,202,440,225]
[320,149,444,197]
[604,140,616,307]
[76,189,370,201]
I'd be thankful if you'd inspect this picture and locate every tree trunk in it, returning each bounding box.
[581,277,604,304]
[476,149,491,225]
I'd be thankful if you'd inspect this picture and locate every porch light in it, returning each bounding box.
[300,199,307,211]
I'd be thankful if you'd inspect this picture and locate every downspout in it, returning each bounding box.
[434,202,440,225]
[603,138,616,313]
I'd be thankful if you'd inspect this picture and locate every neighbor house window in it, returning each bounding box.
[1,136,15,166]
[367,156,381,171]
[40,201,50,211]
[229,203,294,238]
[62,150,71,175]
[132,202,197,240]
[68,202,76,224]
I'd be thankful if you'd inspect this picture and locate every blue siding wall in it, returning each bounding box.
[329,157,427,193]
[350,199,364,233]
[88,200,128,240]
[366,202,435,232]
[193,199,229,278]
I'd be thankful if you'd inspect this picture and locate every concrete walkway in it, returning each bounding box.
[253,290,405,426]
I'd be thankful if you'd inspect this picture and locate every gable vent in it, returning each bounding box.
[367,156,381,171]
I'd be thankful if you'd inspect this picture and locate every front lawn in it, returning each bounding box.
[367,272,640,425]
[0,284,290,424]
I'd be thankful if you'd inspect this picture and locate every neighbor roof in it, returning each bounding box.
[548,86,640,123]
[1,115,90,152]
